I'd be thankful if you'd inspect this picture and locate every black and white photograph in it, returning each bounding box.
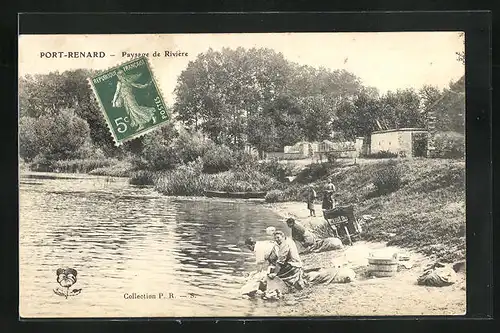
[18,32,466,317]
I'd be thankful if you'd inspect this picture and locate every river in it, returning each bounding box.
[19,172,291,318]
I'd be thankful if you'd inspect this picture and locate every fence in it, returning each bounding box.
[264,152,308,160]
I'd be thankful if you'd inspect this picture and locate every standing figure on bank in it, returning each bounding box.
[322,179,337,212]
[305,185,317,217]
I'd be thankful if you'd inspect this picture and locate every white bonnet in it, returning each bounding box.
[266,226,276,235]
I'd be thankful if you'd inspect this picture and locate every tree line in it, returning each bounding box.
[19,47,465,165]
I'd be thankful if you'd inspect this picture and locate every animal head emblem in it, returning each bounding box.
[53,268,81,299]
[57,268,77,288]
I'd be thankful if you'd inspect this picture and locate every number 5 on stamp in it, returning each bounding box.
[88,56,170,146]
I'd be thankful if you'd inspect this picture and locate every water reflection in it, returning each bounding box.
[19,172,288,317]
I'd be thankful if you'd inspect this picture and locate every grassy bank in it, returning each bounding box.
[27,157,135,177]
[88,161,135,177]
[353,159,465,262]
[131,167,284,196]
[272,158,466,263]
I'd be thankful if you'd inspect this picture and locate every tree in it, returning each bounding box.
[19,70,119,157]
[378,89,425,129]
[299,95,333,142]
[419,77,465,133]
[247,112,280,153]
[18,116,39,161]
[261,95,305,148]
[436,77,465,133]
[19,109,91,161]
[455,32,465,65]
[174,47,292,148]
[173,47,368,151]
[332,91,381,140]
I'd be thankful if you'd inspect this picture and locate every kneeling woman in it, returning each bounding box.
[286,217,343,254]
[267,230,307,291]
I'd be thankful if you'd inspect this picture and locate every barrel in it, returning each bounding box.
[368,252,398,277]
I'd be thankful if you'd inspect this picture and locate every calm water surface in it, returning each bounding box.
[19,172,291,317]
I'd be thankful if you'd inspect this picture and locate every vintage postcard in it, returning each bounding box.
[19,32,466,318]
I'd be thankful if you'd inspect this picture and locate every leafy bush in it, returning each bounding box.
[18,117,39,161]
[179,156,204,175]
[433,131,465,159]
[232,150,258,170]
[134,128,209,172]
[29,155,53,172]
[139,130,181,171]
[144,144,181,171]
[295,162,336,184]
[176,129,212,164]
[372,161,402,195]
[19,110,91,161]
[89,160,134,177]
[129,170,157,185]
[29,157,118,173]
[155,168,281,196]
[361,150,399,159]
[74,138,108,160]
[325,151,341,163]
[257,158,295,182]
[202,144,234,173]
[265,190,285,203]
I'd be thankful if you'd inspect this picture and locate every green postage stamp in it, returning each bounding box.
[88,57,169,145]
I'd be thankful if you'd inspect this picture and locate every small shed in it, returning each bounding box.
[370,128,428,157]
[355,137,370,156]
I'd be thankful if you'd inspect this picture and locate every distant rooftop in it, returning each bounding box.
[372,128,427,135]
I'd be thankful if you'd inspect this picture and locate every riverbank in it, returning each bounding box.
[263,245,466,316]
[260,202,466,316]
[23,157,135,177]
[20,169,466,316]
[267,158,466,263]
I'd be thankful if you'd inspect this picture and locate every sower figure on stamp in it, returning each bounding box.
[112,69,156,132]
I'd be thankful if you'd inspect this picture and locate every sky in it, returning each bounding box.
[19,32,465,105]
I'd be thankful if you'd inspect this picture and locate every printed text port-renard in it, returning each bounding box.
[40,52,106,58]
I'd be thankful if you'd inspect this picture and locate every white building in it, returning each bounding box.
[284,141,319,158]
[370,128,428,157]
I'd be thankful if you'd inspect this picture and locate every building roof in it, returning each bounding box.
[371,128,427,135]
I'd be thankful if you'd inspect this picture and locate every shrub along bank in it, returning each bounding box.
[132,157,285,196]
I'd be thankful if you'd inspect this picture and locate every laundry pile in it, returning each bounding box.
[417,261,457,287]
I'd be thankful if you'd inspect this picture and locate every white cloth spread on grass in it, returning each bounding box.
[240,270,288,297]
[307,267,355,284]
